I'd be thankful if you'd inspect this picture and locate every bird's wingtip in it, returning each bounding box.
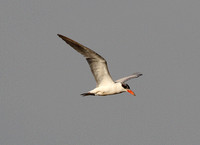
[57,34,67,41]
[57,34,62,37]
[133,72,143,77]
[81,93,95,96]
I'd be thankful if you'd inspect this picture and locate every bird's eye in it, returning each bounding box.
[126,84,130,89]
[122,83,126,88]
[122,83,130,89]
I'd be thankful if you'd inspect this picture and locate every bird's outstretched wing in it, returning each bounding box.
[57,34,114,87]
[115,72,142,83]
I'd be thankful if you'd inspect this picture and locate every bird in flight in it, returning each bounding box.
[57,34,142,96]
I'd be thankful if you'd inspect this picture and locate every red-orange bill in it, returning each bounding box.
[127,89,136,96]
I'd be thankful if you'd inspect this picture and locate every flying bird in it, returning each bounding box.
[57,34,142,96]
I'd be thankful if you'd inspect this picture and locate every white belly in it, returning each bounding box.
[90,83,125,96]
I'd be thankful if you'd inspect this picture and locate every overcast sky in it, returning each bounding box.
[1,0,200,145]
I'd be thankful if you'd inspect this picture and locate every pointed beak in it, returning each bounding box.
[127,89,136,96]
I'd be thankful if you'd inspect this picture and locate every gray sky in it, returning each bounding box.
[1,0,200,145]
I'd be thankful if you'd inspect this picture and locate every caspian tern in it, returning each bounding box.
[57,34,142,96]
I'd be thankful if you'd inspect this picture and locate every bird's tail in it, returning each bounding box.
[81,92,95,96]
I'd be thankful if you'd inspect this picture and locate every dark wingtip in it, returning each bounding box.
[57,34,63,38]
[133,72,143,77]
[81,93,95,96]
[57,34,69,42]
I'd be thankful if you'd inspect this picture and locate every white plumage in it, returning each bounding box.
[58,34,142,96]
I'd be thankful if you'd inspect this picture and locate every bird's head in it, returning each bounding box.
[121,83,136,96]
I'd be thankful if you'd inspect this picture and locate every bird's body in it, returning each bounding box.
[87,82,124,96]
[57,34,142,96]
